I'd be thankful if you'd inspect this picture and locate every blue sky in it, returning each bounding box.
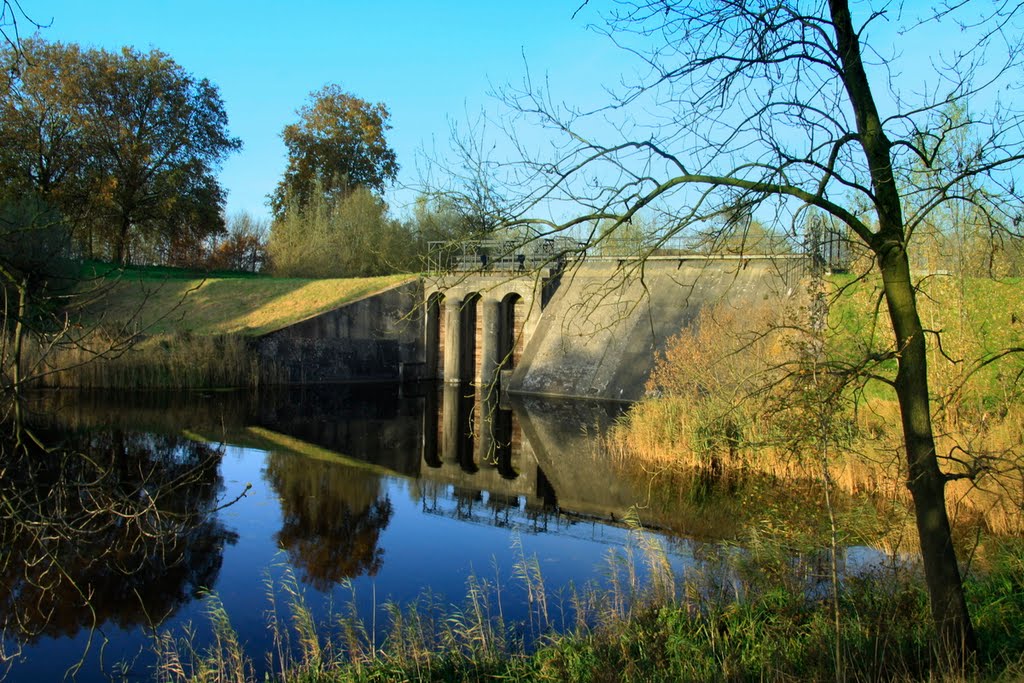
[17,1,1000,234]
[21,1,623,223]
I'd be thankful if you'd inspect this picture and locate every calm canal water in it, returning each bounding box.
[1,384,685,681]
[2,383,880,681]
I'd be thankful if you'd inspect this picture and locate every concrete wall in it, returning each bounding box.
[508,257,804,402]
[250,257,803,395]
[255,279,424,384]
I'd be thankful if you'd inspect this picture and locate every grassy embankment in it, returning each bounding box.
[35,262,414,389]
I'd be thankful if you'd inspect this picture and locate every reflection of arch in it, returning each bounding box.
[425,292,444,380]
[441,384,477,473]
[456,388,478,474]
[423,387,441,468]
[493,407,518,480]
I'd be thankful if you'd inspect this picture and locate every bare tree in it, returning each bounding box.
[0,1,46,55]
[490,0,1024,667]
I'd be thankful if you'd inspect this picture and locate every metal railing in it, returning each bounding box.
[426,229,851,275]
[426,238,583,273]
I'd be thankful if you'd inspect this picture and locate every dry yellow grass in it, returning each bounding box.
[618,279,1024,544]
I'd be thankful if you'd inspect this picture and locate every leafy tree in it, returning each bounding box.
[270,85,398,218]
[495,0,1024,666]
[0,40,93,227]
[207,212,269,273]
[0,39,241,265]
[408,194,474,244]
[81,46,240,265]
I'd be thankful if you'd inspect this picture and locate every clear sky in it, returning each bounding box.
[19,1,624,223]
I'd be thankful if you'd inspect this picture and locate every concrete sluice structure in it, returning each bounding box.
[254,251,806,403]
[424,255,806,403]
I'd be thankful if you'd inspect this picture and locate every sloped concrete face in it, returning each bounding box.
[507,258,802,402]
[255,279,424,383]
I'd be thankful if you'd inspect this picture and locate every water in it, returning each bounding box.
[2,384,723,682]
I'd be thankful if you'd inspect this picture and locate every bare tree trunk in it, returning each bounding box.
[878,246,977,665]
[829,0,977,666]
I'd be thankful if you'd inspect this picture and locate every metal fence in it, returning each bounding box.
[426,238,583,273]
[426,228,851,276]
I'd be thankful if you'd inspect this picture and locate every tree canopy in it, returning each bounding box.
[0,38,241,266]
[270,85,398,218]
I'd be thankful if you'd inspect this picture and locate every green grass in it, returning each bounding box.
[79,269,415,337]
[152,534,1024,682]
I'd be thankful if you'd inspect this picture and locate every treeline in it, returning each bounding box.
[0,38,240,267]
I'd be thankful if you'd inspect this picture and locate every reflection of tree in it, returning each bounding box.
[0,425,236,646]
[265,452,392,590]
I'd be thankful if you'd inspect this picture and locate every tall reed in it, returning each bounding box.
[19,331,281,389]
[150,529,1024,682]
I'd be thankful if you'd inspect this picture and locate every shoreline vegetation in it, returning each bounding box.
[11,268,1024,680]
[155,528,1024,682]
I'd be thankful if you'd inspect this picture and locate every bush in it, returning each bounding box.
[269,186,415,278]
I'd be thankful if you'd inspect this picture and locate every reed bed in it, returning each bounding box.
[611,282,1024,544]
[151,531,1024,682]
[14,330,282,389]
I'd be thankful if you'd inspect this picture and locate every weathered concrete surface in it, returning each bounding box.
[255,279,423,384]
[508,258,801,402]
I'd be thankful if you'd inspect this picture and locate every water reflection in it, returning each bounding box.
[265,452,392,588]
[0,424,235,645]
[5,383,892,682]
[22,384,731,568]
[19,384,870,568]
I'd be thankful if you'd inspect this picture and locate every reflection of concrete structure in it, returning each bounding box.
[89,385,696,531]
[510,395,639,520]
[427,384,537,501]
[42,384,682,537]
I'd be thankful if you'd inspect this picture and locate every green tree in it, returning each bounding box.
[270,85,398,219]
[0,40,93,228]
[0,39,241,265]
[81,46,240,265]
[207,211,269,273]
[499,0,1024,666]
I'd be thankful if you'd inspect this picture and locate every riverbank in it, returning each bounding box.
[160,531,1024,682]
[24,268,414,389]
